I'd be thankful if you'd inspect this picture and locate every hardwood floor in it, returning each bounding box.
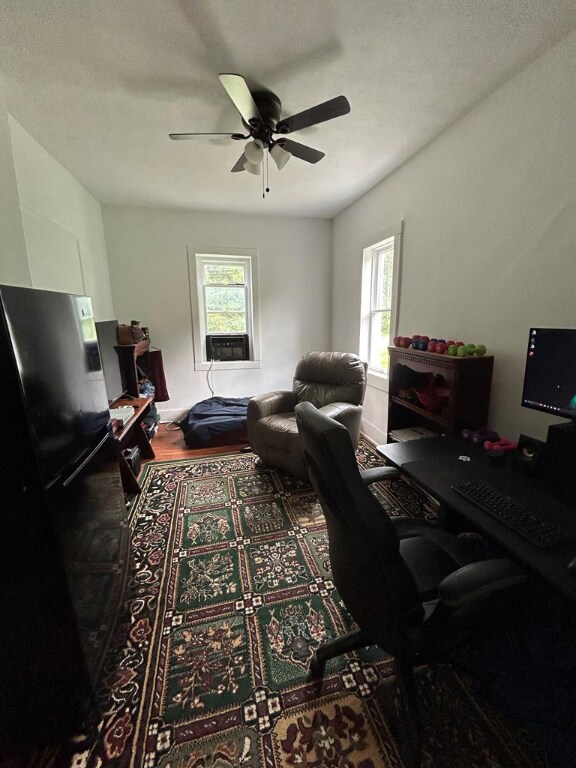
[144,422,250,463]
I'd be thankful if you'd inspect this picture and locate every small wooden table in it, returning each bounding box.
[111,396,155,495]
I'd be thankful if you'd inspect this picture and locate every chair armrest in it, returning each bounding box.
[248,391,297,420]
[438,559,527,608]
[319,401,362,419]
[318,402,363,447]
[360,466,400,485]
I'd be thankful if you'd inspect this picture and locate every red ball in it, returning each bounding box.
[436,342,447,354]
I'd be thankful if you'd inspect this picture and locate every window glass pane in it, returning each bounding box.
[204,264,245,285]
[206,312,246,333]
[369,310,391,373]
[373,243,394,311]
[205,286,245,313]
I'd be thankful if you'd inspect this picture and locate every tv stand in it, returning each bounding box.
[111,396,155,495]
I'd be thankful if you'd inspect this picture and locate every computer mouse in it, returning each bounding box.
[567,555,576,573]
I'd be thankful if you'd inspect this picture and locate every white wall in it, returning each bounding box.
[7,116,114,319]
[332,31,576,445]
[0,74,29,285]
[102,206,332,421]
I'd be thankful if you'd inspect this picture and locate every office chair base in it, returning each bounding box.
[396,653,422,767]
[308,629,371,680]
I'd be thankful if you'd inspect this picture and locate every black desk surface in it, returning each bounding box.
[377,437,576,603]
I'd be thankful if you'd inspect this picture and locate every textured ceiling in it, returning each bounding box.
[2,0,576,218]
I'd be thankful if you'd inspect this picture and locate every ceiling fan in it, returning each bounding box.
[169,73,350,176]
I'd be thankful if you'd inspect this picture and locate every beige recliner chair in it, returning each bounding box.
[247,351,367,480]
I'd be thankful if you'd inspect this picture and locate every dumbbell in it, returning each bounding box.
[462,428,500,445]
[483,438,518,452]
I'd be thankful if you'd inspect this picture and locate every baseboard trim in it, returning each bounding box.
[157,408,187,424]
[360,418,387,446]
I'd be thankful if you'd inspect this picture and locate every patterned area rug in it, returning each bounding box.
[34,443,540,768]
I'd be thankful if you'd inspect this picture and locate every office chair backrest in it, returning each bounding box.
[295,401,423,653]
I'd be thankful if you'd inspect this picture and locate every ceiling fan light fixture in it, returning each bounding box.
[244,139,265,165]
[270,142,291,170]
[243,160,262,176]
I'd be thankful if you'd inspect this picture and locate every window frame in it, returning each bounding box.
[202,258,250,335]
[359,221,403,391]
[188,248,261,371]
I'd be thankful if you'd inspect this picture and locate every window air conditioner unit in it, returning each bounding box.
[206,334,250,361]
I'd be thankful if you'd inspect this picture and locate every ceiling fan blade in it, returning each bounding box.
[231,153,247,173]
[219,73,263,127]
[169,132,245,140]
[275,95,350,134]
[276,138,325,164]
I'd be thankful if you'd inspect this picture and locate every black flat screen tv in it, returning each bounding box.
[0,284,110,487]
[95,320,125,405]
[521,327,576,421]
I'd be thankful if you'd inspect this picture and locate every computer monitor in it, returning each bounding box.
[521,328,576,421]
[95,320,125,405]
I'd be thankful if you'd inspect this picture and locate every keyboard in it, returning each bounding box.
[452,480,571,549]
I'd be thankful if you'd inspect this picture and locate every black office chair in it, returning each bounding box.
[294,401,526,759]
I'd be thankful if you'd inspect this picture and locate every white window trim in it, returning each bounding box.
[187,247,261,371]
[359,220,403,391]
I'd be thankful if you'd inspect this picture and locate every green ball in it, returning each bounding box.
[475,344,487,356]
[448,345,458,356]
[457,346,467,357]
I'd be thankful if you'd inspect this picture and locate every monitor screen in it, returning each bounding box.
[95,320,125,405]
[521,328,576,421]
[0,284,110,487]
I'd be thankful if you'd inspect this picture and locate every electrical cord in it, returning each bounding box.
[166,359,216,432]
[207,359,215,397]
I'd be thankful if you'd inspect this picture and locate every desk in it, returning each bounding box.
[112,396,155,495]
[378,436,576,603]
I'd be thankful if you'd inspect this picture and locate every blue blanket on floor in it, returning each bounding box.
[179,396,251,448]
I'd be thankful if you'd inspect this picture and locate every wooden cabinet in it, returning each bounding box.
[387,347,494,441]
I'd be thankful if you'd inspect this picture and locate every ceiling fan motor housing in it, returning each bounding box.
[242,91,282,146]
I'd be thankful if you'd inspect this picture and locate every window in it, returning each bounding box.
[360,221,403,379]
[202,260,248,334]
[188,249,261,370]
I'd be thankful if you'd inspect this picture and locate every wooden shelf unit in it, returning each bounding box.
[114,340,150,397]
[111,396,155,495]
[387,346,494,441]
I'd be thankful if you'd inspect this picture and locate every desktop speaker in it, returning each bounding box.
[513,434,547,476]
[542,423,576,504]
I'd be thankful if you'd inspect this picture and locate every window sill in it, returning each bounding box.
[367,369,389,392]
[194,360,262,372]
